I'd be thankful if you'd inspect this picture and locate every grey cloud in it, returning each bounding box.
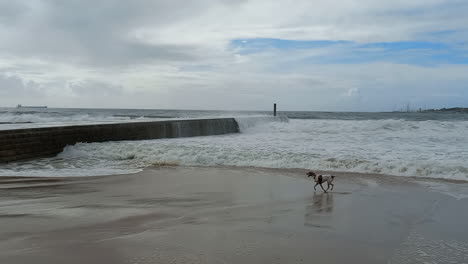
[0,1,29,25]
[0,0,240,67]
[0,73,42,97]
[69,80,123,96]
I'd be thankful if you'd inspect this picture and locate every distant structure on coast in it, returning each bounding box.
[424,107,468,113]
[392,102,468,113]
[394,105,468,113]
[16,104,47,109]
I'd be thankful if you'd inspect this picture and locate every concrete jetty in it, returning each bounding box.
[0,118,239,163]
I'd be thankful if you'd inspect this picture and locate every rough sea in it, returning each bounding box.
[1,107,467,181]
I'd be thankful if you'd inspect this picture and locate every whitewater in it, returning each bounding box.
[0,109,467,181]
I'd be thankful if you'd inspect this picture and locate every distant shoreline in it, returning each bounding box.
[423,107,468,113]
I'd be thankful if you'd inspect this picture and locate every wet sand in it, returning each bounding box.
[1,166,468,264]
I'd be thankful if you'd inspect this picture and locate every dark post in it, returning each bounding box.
[273,103,277,116]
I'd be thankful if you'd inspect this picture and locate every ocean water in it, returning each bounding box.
[1,107,468,181]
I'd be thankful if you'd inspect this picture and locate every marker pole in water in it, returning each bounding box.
[273,103,277,116]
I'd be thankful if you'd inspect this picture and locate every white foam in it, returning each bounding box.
[359,179,379,188]
[417,181,468,200]
[1,118,468,182]
[235,115,289,131]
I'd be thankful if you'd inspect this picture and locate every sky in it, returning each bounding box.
[0,0,467,111]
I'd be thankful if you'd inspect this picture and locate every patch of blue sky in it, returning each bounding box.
[304,48,468,66]
[429,53,468,65]
[359,41,448,51]
[230,38,352,54]
[231,38,468,66]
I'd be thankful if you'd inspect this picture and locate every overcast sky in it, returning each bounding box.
[0,0,467,111]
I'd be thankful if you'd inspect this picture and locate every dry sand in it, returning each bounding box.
[1,166,468,264]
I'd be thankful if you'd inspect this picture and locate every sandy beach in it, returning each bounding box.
[1,166,468,264]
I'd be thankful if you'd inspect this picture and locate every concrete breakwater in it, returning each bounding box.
[0,118,239,163]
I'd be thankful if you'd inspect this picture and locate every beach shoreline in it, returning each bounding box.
[3,164,468,184]
[1,165,468,263]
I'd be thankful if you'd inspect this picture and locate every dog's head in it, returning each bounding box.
[306,171,317,178]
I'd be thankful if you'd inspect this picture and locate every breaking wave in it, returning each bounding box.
[1,116,468,181]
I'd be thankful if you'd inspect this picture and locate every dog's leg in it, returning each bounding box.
[326,183,330,192]
[314,183,319,191]
[330,183,334,191]
[319,183,327,193]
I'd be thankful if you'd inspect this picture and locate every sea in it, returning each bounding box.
[1,107,468,181]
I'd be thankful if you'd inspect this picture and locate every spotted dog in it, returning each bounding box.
[306,171,335,192]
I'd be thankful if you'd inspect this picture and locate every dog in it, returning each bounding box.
[306,171,335,192]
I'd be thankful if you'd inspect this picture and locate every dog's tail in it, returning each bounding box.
[331,175,336,179]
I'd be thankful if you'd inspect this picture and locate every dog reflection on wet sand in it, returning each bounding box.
[305,192,334,228]
[312,192,334,213]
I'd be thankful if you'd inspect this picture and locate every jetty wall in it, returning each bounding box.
[0,118,239,163]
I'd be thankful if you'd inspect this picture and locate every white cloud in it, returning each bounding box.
[345,88,359,97]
